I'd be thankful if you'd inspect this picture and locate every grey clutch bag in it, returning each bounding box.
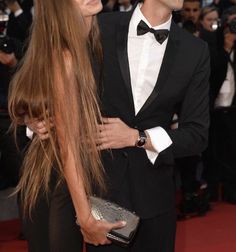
[90,196,140,246]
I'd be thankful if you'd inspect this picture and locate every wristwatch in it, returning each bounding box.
[135,130,147,148]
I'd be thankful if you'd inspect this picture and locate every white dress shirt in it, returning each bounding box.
[128,4,173,164]
[215,51,235,108]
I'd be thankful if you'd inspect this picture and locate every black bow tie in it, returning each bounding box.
[137,20,169,44]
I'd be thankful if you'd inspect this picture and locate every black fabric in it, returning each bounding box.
[0,114,28,188]
[6,3,32,43]
[24,179,175,252]
[23,179,83,252]
[176,156,202,194]
[87,208,176,252]
[212,108,236,183]
[137,20,169,44]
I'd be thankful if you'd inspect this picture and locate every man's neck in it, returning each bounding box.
[140,1,172,27]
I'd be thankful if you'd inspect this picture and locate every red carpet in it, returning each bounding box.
[0,219,27,252]
[175,202,236,252]
[1,202,236,252]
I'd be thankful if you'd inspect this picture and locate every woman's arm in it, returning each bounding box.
[53,54,125,246]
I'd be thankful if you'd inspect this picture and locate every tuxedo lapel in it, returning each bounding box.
[116,12,135,112]
[137,22,180,116]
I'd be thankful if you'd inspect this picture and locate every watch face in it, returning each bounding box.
[135,130,147,148]
[136,137,146,147]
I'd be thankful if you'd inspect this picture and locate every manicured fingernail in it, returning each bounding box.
[121,221,127,226]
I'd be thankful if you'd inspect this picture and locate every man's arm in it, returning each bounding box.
[167,43,210,158]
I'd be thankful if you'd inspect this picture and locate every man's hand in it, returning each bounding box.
[97,117,138,150]
[24,116,52,140]
[0,51,17,67]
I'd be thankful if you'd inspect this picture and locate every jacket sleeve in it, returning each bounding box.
[167,43,210,158]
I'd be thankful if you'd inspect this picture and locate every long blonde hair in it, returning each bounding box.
[8,0,104,214]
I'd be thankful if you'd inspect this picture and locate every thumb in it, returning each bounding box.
[110,221,126,230]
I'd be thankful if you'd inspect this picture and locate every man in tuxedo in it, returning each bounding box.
[94,0,210,250]
[27,0,210,250]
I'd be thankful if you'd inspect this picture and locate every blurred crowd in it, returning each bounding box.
[1,0,236,222]
[0,0,33,190]
[174,0,236,219]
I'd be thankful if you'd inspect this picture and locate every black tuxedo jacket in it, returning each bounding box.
[98,11,210,219]
[5,0,33,43]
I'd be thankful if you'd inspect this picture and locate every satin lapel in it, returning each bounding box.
[137,22,180,116]
[116,12,135,111]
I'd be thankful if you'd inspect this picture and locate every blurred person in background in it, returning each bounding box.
[0,0,32,190]
[199,5,219,33]
[102,0,134,12]
[181,0,201,25]
[117,0,132,11]
[205,5,236,203]
[198,6,221,202]
[175,1,211,220]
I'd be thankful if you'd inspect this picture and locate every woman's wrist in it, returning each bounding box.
[76,212,95,228]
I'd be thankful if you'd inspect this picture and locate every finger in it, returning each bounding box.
[110,221,127,230]
[98,124,112,132]
[27,121,44,131]
[35,121,46,129]
[98,124,104,130]
[96,137,107,145]
[97,143,111,151]
[37,127,48,134]
[98,131,111,140]
[39,133,49,140]
[101,238,112,245]
[102,117,120,124]
[46,120,54,128]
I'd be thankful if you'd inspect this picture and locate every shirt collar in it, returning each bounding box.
[130,4,172,36]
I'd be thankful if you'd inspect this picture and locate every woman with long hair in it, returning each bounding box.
[8,0,125,251]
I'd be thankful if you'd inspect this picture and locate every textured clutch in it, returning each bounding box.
[90,196,140,246]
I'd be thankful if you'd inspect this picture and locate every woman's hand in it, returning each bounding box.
[79,214,126,246]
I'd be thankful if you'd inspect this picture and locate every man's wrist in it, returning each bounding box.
[131,128,139,147]
[134,129,147,148]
